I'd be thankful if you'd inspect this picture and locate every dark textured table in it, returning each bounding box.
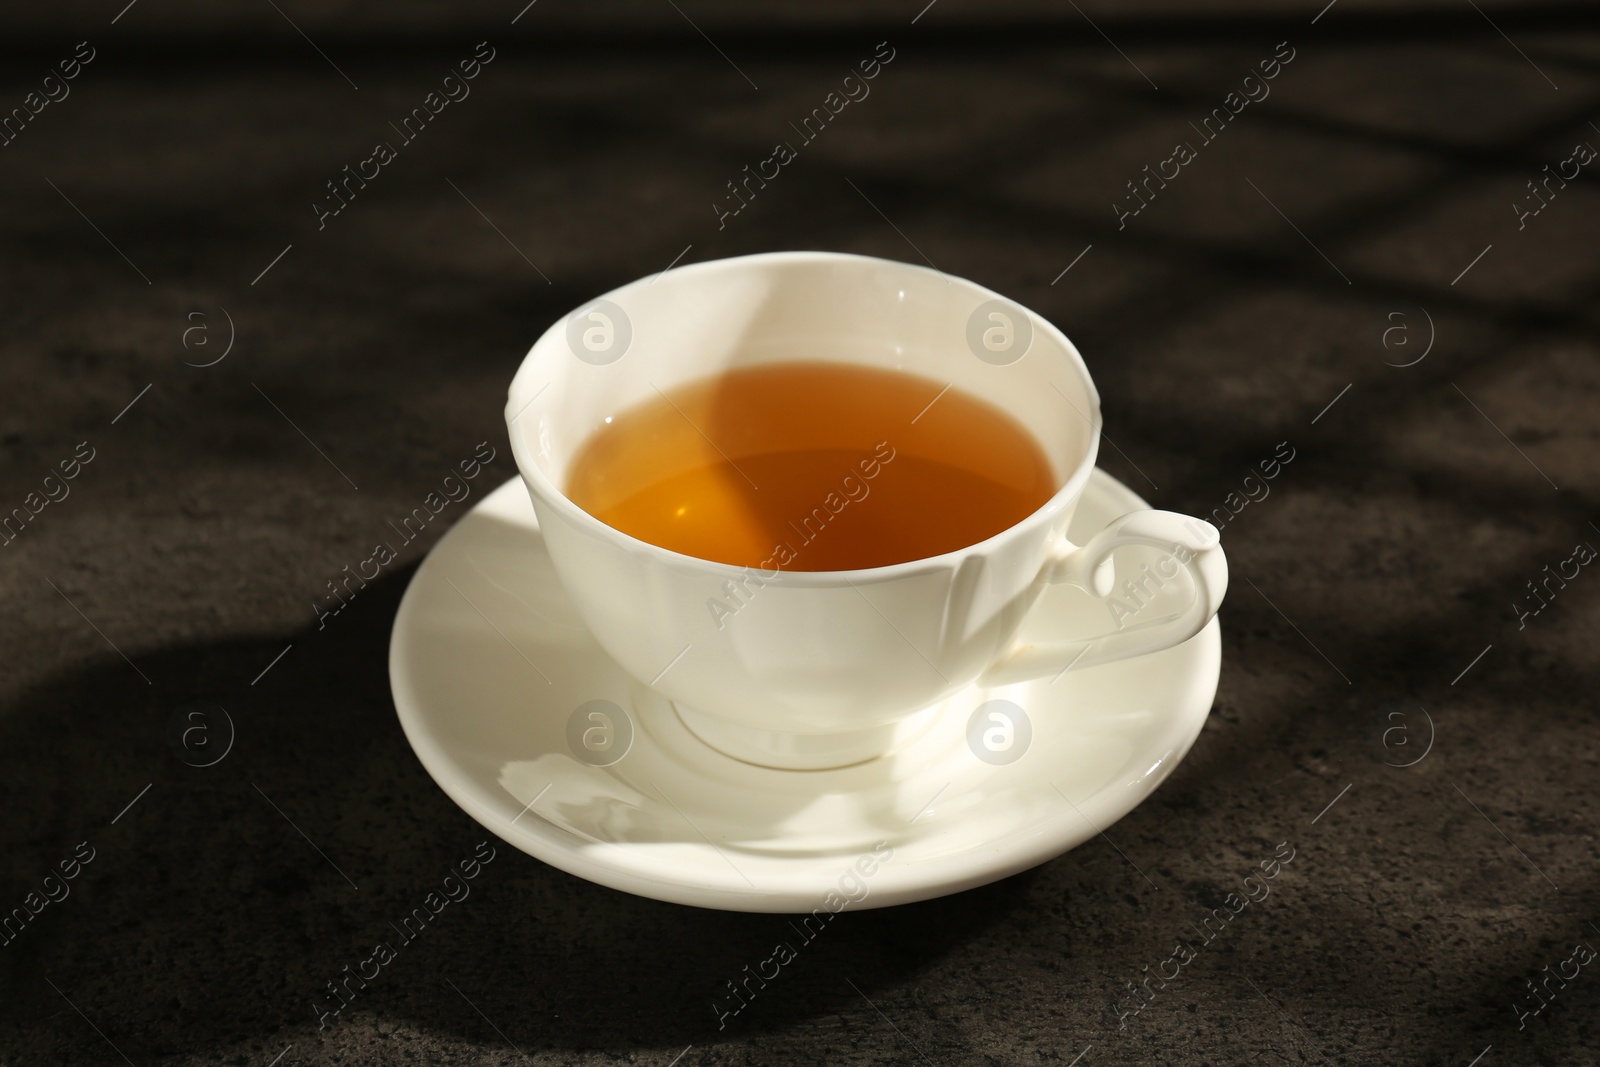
[3,2,1598,1064]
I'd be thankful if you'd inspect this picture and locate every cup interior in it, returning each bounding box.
[508,252,1101,563]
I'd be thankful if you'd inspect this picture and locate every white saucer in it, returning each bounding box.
[389,471,1220,912]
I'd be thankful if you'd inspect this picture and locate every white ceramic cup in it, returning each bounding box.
[506,251,1226,770]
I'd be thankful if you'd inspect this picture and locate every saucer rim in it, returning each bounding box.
[390,469,1220,912]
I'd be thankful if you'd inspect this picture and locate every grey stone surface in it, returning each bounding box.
[1,3,1597,1064]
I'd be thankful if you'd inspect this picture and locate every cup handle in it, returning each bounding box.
[979,511,1228,685]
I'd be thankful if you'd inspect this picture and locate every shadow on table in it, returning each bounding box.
[0,563,1043,1061]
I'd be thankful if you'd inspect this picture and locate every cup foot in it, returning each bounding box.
[670,701,943,771]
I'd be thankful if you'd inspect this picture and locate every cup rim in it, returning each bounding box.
[505,249,1104,583]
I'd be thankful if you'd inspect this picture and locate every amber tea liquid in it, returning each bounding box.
[564,362,1056,570]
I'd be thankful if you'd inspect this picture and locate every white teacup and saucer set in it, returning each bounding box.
[389,252,1227,912]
